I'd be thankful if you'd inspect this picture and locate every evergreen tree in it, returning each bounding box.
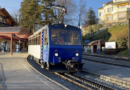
[84,7,96,25]
[19,0,41,33]
[41,0,56,25]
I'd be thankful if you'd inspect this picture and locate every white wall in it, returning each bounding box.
[28,45,41,59]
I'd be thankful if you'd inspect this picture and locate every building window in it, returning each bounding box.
[107,16,112,21]
[107,8,112,13]
[3,17,6,23]
[118,13,126,20]
[99,12,101,16]
[0,15,3,22]
[113,15,117,22]
[129,12,130,15]
[118,5,127,9]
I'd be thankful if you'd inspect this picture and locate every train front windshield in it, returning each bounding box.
[51,29,81,45]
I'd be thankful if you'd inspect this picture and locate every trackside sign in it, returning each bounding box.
[105,42,116,49]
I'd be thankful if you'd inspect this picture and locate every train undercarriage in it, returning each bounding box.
[30,55,83,73]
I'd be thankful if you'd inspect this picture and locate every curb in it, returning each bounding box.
[25,55,70,90]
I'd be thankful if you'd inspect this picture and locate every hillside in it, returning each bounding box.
[81,24,103,36]
[83,24,129,48]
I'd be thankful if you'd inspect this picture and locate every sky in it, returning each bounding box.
[0,0,112,25]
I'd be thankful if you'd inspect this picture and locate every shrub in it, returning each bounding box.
[117,39,127,48]
[92,24,98,32]
[98,24,103,28]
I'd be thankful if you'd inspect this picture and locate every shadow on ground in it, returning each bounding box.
[0,63,7,90]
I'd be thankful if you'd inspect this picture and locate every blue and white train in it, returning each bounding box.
[28,24,84,72]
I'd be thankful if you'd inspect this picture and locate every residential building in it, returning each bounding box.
[0,8,17,27]
[98,0,130,25]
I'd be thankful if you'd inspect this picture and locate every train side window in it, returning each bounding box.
[44,29,48,45]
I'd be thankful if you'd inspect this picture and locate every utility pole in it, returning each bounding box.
[129,18,130,54]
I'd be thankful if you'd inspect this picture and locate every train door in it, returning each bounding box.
[43,29,49,63]
[93,45,97,53]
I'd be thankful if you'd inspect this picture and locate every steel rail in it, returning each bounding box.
[82,57,130,68]
[65,73,114,90]
[82,54,129,61]
[54,72,92,90]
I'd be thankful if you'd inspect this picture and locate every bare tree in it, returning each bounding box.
[55,0,77,25]
[77,0,87,27]
[11,10,21,26]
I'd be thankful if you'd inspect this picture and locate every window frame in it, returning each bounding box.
[50,29,82,46]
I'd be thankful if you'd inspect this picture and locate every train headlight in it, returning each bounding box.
[75,53,79,57]
[55,53,58,57]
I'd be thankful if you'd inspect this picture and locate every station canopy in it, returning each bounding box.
[0,26,30,41]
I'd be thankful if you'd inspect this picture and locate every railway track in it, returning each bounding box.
[64,73,114,90]
[27,56,92,90]
[82,54,130,61]
[82,54,130,68]
[80,70,130,90]
[27,56,115,90]
[54,73,92,90]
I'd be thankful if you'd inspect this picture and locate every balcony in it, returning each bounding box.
[103,12,112,15]
[114,0,129,3]
[112,7,130,14]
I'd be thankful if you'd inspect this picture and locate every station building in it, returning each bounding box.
[0,8,30,55]
[83,40,105,53]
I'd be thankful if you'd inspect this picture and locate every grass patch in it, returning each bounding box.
[117,49,129,56]
[108,24,128,42]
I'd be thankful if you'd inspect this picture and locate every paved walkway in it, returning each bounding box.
[0,52,64,90]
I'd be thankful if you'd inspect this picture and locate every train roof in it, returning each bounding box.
[29,24,80,38]
[49,24,80,29]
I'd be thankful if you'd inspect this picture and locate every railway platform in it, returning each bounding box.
[0,52,65,90]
